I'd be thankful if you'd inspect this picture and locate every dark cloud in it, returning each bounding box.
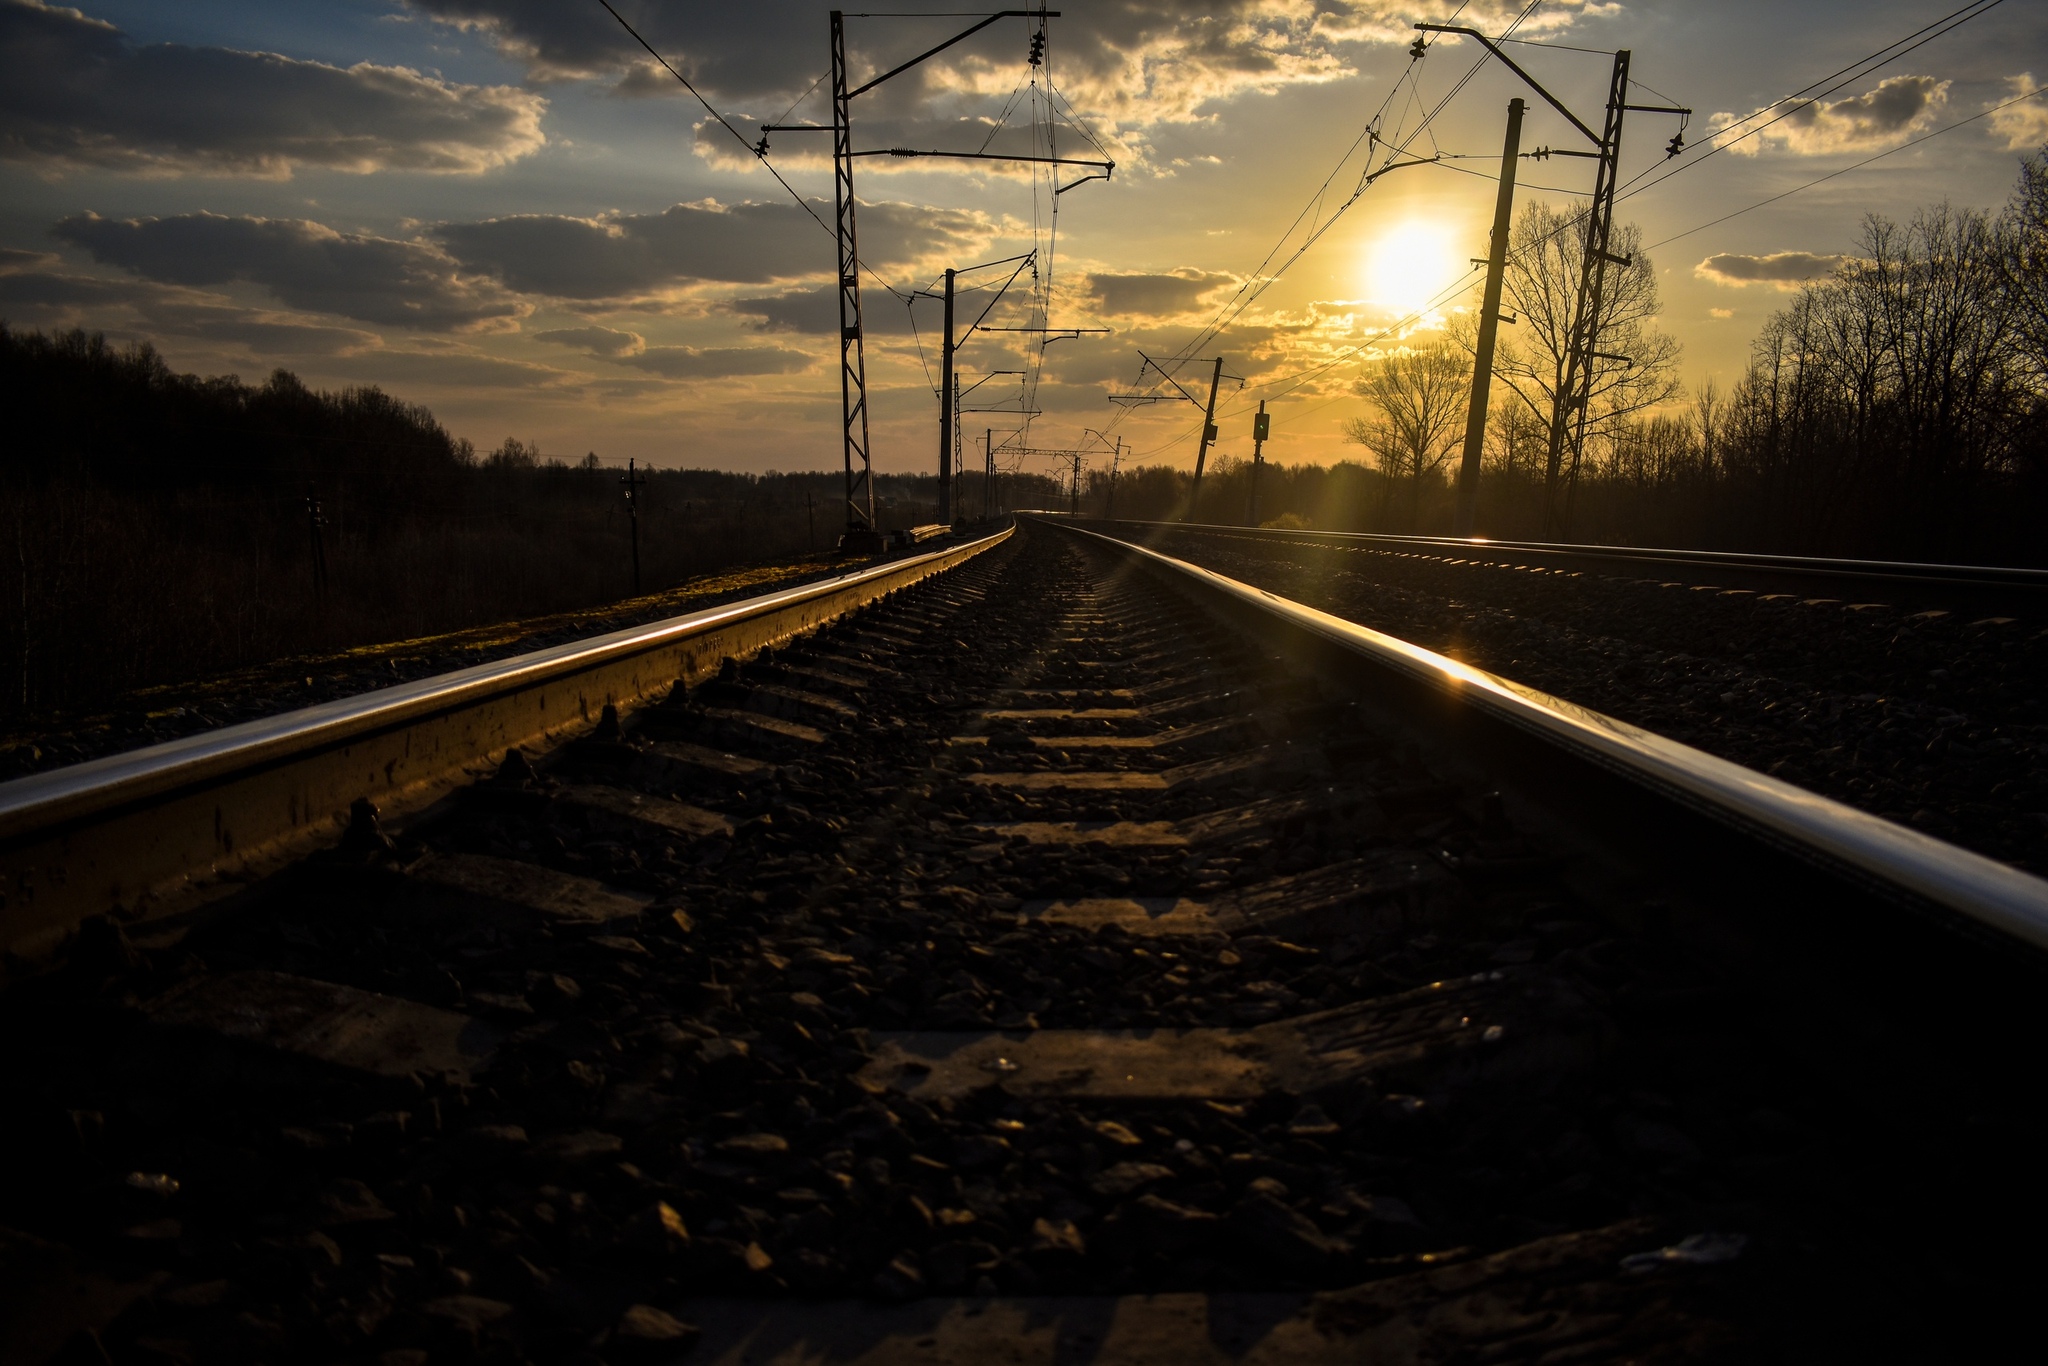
[0,246,58,273]
[53,212,523,329]
[534,325,644,356]
[1715,75,1949,157]
[1084,268,1236,318]
[615,344,814,379]
[1694,251,1852,287]
[322,350,581,390]
[434,199,1002,299]
[143,304,378,355]
[0,264,381,359]
[724,287,836,335]
[402,1,1509,140]
[0,0,546,176]
[0,266,158,308]
[722,285,914,337]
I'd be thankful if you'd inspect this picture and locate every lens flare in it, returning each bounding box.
[1366,220,1461,315]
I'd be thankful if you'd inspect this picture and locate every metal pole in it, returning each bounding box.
[831,11,877,545]
[305,487,328,612]
[1248,399,1268,527]
[1561,51,1632,532]
[938,267,954,525]
[1454,98,1525,539]
[620,457,645,594]
[1187,356,1225,520]
[1541,50,1630,535]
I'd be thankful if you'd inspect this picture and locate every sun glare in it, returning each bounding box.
[1366,220,1462,315]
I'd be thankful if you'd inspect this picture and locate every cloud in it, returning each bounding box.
[1709,307,1734,319]
[53,211,524,329]
[1988,74,2048,151]
[614,344,813,379]
[534,324,644,356]
[1694,251,1851,288]
[0,264,174,308]
[434,198,1005,299]
[323,350,582,390]
[1712,75,1948,157]
[725,287,837,335]
[0,245,58,273]
[141,302,379,355]
[0,263,385,358]
[0,0,547,177]
[406,0,1609,173]
[722,285,916,337]
[1083,268,1237,319]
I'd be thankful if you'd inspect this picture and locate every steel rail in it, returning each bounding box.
[1055,519,2048,953]
[0,527,1012,971]
[1077,517,2048,608]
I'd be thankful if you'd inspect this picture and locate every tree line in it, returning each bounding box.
[1101,147,2048,564]
[0,326,1009,721]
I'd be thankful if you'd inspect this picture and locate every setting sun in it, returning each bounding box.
[1365,219,1464,315]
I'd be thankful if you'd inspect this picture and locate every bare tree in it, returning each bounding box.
[1342,342,1468,527]
[1692,378,1723,479]
[2008,146,2048,387]
[1493,202,1682,514]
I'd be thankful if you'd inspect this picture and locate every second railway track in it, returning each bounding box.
[4,518,2047,1364]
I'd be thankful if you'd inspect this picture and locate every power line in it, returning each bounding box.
[1609,0,2005,207]
[1145,0,1543,389]
[594,0,918,305]
[1175,0,2017,434]
[1647,79,2048,250]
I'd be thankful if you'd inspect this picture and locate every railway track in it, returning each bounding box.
[1080,518,2048,878]
[4,518,2046,1363]
[1077,518,2048,618]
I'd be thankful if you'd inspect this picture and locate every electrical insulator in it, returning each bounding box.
[1029,31,1045,66]
[1409,35,1427,60]
[1665,131,1685,159]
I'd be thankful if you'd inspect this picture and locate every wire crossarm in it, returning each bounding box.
[808,8,1111,545]
[1415,22,1688,537]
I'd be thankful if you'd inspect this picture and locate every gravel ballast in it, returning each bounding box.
[1145,530,2048,875]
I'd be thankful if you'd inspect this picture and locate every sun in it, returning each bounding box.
[1365,220,1462,316]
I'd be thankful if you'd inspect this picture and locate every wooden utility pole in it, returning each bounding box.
[1453,98,1524,538]
[1413,24,1686,536]
[305,487,329,612]
[620,458,647,595]
[1248,401,1270,527]
[1187,356,1225,520]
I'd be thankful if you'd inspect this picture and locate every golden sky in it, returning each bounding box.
[3,0,2042,486]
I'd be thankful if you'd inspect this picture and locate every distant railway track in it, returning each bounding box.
[3,516,2046,1362]
[1077,517,2048,617]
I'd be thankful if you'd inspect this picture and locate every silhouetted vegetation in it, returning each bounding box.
[0,326,1051,720]
[1094,149,2048,565]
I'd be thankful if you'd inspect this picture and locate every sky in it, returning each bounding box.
[2,0,2043,488]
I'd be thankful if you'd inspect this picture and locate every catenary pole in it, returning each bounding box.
[937,266,955,525]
